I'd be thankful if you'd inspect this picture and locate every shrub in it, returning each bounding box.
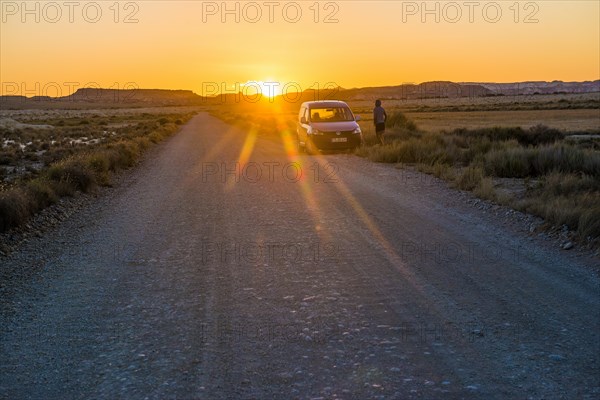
[541,172,600,196]
[484,148,530,178]
[47,158,96,193]
[429,162,455,180]
[148,131,164,143]
[382,129,422,143]
[473,177,496,201]
[483,144,600,178]
[527,124,565,146]
[530,145,600,177]
[86,153,111,186]
[26,179,58,209]
[111,141,140,169]
[49,179,76,197]
[0,188,32,232]
[454,166,484,190]
[386,111,418,132]
[134,137,151,151]
[356,133,456,165]
[515,191,600,238]
[452,125,563,147]
[578,206,600,239]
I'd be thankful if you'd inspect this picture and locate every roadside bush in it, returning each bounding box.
[473,176,496,201]
[387,111,418,132]
[578,205,600,239]
[541,172,600,196]
[544,198,583,229]
[517,194,597,235]
[531,145,600,177]
[418,162,455,181]
[454,166,485,190]
[86,153,111,186]
[484,148,530,178]
[148,131,164,143]
[514,180,600,238]
[484,144,600,178]
[49,179,76,197]
[0,188,32,232]
[383,129,422,142]
[360,132,381,147]
[110,141,141,169]
[527,124,565,146]
[356,134,456,165]
[47,158,96,193]
[452,125,564,146]
[26,179,58,208]
[134,136,152,151]
[355,142,403,163]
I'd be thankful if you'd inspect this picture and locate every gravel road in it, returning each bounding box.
[1,113,598,399]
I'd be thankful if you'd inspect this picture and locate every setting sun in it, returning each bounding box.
[240,80,283,99]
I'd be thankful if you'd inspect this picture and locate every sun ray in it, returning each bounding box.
[225,126,258,192]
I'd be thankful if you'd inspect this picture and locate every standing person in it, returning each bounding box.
[373,99,387,145]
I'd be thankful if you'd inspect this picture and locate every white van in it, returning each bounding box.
[297,101,362,153]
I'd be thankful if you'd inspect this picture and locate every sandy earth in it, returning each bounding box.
[0,113,598,399]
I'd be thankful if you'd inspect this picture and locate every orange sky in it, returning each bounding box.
[1,1,599,96]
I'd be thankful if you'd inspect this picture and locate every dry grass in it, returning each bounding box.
[208,99,600,241]
[403,109,600,133]
[356,111,600,240]
[0,111,196,232]
[345,92,600,114]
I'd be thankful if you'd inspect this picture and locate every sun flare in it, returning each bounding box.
[241,80,282,99]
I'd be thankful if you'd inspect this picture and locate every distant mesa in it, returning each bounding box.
[64,88,202,104]
[333,80,600,101]
[0,88,207,109]
[1,81,598,109]
[462,80,600,96]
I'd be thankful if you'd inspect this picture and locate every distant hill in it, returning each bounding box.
[0,88,205,109]
[1,81,598,109]
[460,80,600,96]
[334,81,494,101]
[64,88,203,104]
[333,80,600,101]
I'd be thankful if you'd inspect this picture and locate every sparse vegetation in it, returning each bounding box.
[206,95,599,243]
[0,110,197,232]
[386,111,418,132]
[356,111,600,241]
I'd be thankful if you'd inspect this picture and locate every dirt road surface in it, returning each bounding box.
[1,113,598,399]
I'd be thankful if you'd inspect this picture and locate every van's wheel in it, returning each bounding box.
[297,135,305,153]
[306,138,317,155]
